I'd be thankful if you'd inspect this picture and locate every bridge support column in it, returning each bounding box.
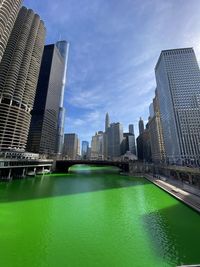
[8,169,12,180]
[22,168,26,178]
[176,172,181,181]
[188,173,192,184]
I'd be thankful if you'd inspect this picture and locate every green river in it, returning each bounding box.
[0,165,200,267]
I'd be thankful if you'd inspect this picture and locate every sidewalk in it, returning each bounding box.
[145,174,200,213]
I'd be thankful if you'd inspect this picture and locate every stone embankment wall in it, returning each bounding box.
[129,162,153,176]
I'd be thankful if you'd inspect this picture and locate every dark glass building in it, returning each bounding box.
[139,118,144,135]
[82,141,89,159]
[27,41,69,156]
[63,133,78,160]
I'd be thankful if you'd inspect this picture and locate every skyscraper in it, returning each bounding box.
[0,7,46,151]
[55,41,69,155]
[148,90,165,163]
[155,48,200,165]
[128,124,136,155]
[81,141,89,159]
[77,138,81,158]
[103,113,110,160]
[105,112,110,131]
[107,123,123,159]
[63,133,78,160]
[129,124,134,135]
[139,118,144,135]
[0,0,22,62]
[27,41,69,155]
[91,131,104,160]
[136,123,152,162]
[122,133,136,155]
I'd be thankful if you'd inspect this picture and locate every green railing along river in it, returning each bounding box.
[0,165,200,267]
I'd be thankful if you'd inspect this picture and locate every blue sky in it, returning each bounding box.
[24,0,200,143]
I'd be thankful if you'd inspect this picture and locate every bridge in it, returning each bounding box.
[55,160,129,173]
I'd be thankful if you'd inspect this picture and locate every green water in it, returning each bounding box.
[0,165,200,267]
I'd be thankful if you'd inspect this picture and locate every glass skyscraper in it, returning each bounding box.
[81,141,89,159]
[155,48,200,165]
[27,41,69,156]
[139,118,144,135]
[107,122,123,159]
[63,133,78,160]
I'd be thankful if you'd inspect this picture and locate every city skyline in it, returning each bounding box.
[23,0,200,141]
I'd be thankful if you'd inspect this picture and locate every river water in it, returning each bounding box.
[0,165,200,267]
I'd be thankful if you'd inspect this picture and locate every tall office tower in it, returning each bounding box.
[149,90,166,163]
[129,124,134,134]
[122,133,136,155]
[81,141,89,159]
[139,118,144,135]
[27,41,69,156]
[91,131,104,160]
[55,41,69,155]
[103,132,108,160]
[155,48,200,165]
[128,124,136,154]
[107,123,123,159]
[0,7,46,151]
[105,112,110,131]
[149,103,154,119]
[63,133,78,160]
[103,113,110,159]
[136,134,143,160]
[77,138,80,157]
[0,0,22,62]
[136,124,152,162]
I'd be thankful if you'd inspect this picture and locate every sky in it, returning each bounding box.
[24,0,200,143]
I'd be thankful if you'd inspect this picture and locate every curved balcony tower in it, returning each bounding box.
[0,7,46,151]
[0,0,22,62]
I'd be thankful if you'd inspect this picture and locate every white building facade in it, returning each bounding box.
[155,48,200,165]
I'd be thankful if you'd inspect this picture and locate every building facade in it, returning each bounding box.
[0,0,22,62]
[63,133,78,160]
[129,124,134,135]
[122,133,136,156]
[81,141,89,159]
[105,112,110,131]
[107,123,123,159]
[148,91,166,163]
[27,41,69,156]
[77,138,81,158]
[139,118,144,135]
[0,7,45,151]
[137,121,152,162]
[128,124,136,155]
[155,48,200,165]
[91,131,104,160]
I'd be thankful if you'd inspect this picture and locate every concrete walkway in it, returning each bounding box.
[145,174,200,213]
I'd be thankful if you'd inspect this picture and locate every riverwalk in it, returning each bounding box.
[145,174,200,213]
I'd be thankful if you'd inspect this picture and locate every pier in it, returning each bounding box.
[0,159,53,180]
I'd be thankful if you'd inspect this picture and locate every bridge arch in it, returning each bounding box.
[55,160,129,173]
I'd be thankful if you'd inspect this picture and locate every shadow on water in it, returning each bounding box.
[0,165,151,203]
[143,203,200,266]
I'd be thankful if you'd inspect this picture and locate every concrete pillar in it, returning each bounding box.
[8,169,12,180]
[22,168,26,178]
[188,173,192,184]
[176,172,181,180]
